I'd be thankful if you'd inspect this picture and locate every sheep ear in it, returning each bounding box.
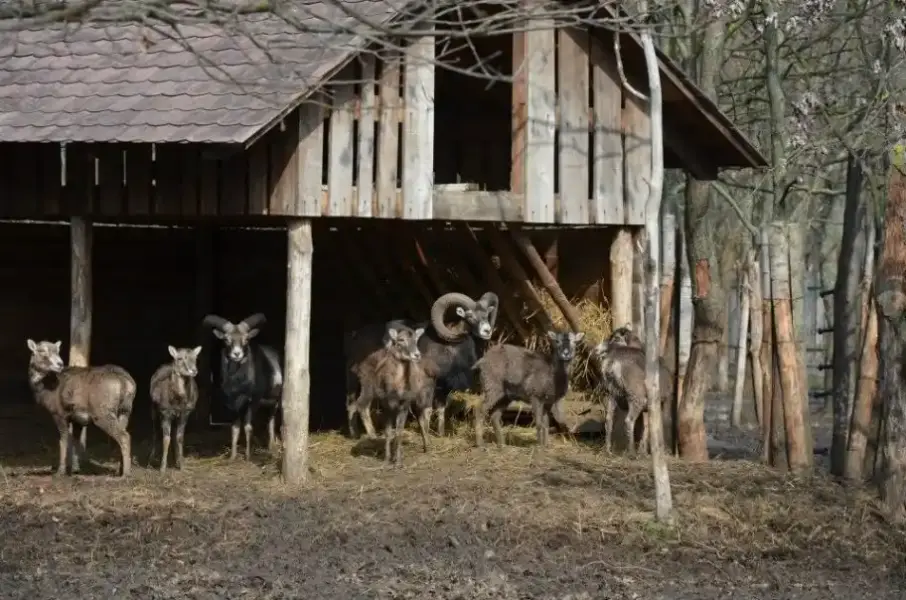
[572,332,585,343]
[414,327,425,340]
[247,329,260,339]
[387,328,399,341]
[546,330,558,340]
[26,339,37,352]
[212,329,225,340]
[168,345,179,359]
[192,346,203,358]
[53,341,62,352]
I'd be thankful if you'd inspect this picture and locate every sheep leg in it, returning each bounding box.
[230,417,241,461]
[267,407,278,455]
[434,397,446,437]
[175,414,188,470]
[359,404,377,439]
[393,407,409,467]
[69,423,86,473]
[93,415,131,477]
[604,397,616,454]
[473,403,485,448]
[54,418,69,476]
[148,409,158,466]
[416,407,430,454]
[624,402,644,456]
[383,411,394,465]
[491,407,506,449]
[243,405,254,461]
[160,417,173,474]
[639,412,650,456]
[542,408,551,447]
[531,401,545,447]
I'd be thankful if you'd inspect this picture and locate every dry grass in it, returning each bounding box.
[4,426,905,571]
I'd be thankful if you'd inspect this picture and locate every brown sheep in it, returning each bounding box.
[149,345,201,473]
[26,339,135,477]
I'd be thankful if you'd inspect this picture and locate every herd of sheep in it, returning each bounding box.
[23,290,667,476]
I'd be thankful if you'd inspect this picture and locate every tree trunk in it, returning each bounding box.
[875,148,906,519]
[640,29,673,522]
[787,222,813,458]
[748,252,765,428]
[632,234,646,339]
[760,232,777,464]
[660,209,677,355]
[846,285,878,481]
[769,222,812,472]
[69,217,93,368]
[831,156,867,476]
[678,16,727,462]
[732,252,753,428]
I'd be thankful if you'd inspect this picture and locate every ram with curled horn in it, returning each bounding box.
[202,312,284,461]
[344,291,500,439]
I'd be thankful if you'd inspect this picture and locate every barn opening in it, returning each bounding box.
[0,218,618,449]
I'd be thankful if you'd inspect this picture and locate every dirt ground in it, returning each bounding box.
[1,420,905,600]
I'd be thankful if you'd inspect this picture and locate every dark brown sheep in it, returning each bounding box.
[149,345,201,473]
[473,330,585,449]
[26,339,135,477]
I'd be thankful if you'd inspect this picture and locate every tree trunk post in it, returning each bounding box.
[747,252,764,428]
[610,229,634,331]
[875,145,906,520]
[69,217,93,368]
[787,222,813,458]
[759,232,776,465]
[769,222,812,472]
[659,210,677,355]
[731,252,753,428]
[282,219,313,486]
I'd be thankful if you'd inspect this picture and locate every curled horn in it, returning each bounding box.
[477,291,500,330]
[238,313,267,332]
[430,292,476,343]
[202,314,234,332]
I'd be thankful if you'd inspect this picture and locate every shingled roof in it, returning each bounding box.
[0,1,767,169]
[0,1,400,143]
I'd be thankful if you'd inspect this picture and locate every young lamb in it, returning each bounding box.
[473,330,585,449]
[351,325,435,466]
[149,345,201,473]
[592,331,674,455]
[26,339,136,477]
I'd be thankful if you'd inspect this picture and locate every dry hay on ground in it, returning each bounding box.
[1,427,905,599]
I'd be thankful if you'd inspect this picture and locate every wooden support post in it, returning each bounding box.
[632,232,645,339]
[510,225,583,332]
[69,217,93,368]
[68,215,92,457]
[282,220,313,486]
[194,225,215,426]
[610,229,634,331]
[402,33,435,220]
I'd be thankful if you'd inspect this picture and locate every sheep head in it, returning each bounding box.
[430,291,499,343]
[168,345,202,378]
[546,330,585,363]
[26,339,65,374]
[202,313,267,363]
[607,324,643,350]
[384,326,425,363]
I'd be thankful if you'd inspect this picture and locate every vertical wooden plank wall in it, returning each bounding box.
[590,34,624,224]
[622,41,651,226]
[376,52,401,218]
[522,20,557,223]
[402,34,435,220]
[328,67,356,216]
[357,56,377,217]
[556,28,590,224]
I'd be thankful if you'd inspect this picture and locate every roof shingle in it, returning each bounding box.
[0,1,401,143]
